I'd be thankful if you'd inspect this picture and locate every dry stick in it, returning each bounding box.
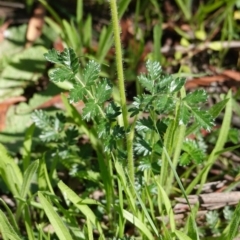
[160,41,240,55]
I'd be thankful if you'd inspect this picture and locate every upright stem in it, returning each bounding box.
[109,1,135,189]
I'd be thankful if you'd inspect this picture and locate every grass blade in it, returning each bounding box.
[175,230,193,240]
[225,202,240,240]
[122,209,154,240]
[38,192,73,240]
[0,143,23,197]
[57,181,104,238]
[20,160,39,199]
[0,199,20,235]
[22,123,35,171]
[199,90,232,191]
[0,210,22,240]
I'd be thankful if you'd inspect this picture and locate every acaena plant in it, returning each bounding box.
[32,0,234,238]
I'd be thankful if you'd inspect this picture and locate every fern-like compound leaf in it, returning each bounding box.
[83,60,100,86]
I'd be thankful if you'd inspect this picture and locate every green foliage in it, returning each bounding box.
[225,202,240,240]
[31,110,65,142]
[1,41,234,239]
[130,60,214,131]
[35,48,220,239]
[206,211,220,235]
[179,139,206,166]
[1,0,239,238]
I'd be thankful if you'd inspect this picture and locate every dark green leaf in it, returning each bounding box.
[105,102,121,120]
[83,60,100,86]
[156,74,173,93]
[40,130,59,142]
[134,138,152,156]
[49,68,74,82]
[104,135,116,152]
[129,95,154,116]
[32,110,63,142]
[179,152,191,166]
[44,48,62,65]
[141,95,155,111]
[44,48,79,76]
[138,74,154,93]
[191,107,214,131]
[112,125,125,140]
[56,112,66,123]
[179,104,191,125]
[64,126,79,145]
[152,140,163,155]
[82,99,99,121]
[169,77,186,93]
[154,95,175,113]
[138,60,162,93]
[69,84,86,103]
[136,117,155,132]
[184,89,207,105]
[180,140,206,165]
[31,110,50,129]
[146,60,162,82]
[138,158,152,171]
[156,120,168,136]
[97,120,110,138]
[61,48,79,74]
[95,78,112,104]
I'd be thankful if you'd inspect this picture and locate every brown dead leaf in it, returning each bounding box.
[186,75,226,89]
[221,69,240,81]
[0,96,26,131]
[186,68,240,88]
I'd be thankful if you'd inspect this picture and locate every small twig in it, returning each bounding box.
[161,41,240,54]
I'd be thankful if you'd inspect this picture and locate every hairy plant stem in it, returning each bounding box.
[109,0,135,190]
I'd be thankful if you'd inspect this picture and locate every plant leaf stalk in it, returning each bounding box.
[109,0,135,189]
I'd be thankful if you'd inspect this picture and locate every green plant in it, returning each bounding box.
[31,38,223,239]
[1,1,240,240]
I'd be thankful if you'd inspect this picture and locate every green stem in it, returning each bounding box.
[166,87,186,193]
[109,0,134,188]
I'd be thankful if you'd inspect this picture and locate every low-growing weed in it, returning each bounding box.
[0,1,239,240]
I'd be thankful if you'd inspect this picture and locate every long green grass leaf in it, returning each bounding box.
[20,160,39,199]
[38,155,54,193]
[175,230,193,240]
[199,90,232,192]
[0,210,22,240]
[0,199,20,235]
[115,161,136,212]
[122,209,154,240]
[38,192,73,240]
[155,181,175,233]
[57,181,104,237]
[127,173,159,237]
[24,205,35,240]
[0,144,23,197]
[22,123,35,171]
[225,202,240,240]
[162,146,200,240]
